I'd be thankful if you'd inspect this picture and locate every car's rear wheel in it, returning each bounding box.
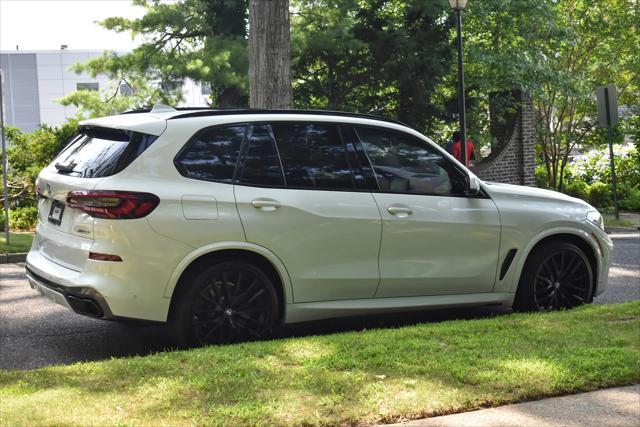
[173,261,278,346]
[513,241,593,312]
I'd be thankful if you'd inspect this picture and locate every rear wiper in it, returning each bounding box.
[54,162,76,173]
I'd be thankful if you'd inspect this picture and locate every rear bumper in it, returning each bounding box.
[26,265,114,319]
[26,245,172,322]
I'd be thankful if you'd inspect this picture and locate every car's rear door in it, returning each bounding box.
[354,125,501,297]
[234,121,382,302]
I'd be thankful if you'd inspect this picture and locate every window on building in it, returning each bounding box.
[161,80,182,92]
[119,83,133,96]
[201,85,212,95]
[76,82,99,91]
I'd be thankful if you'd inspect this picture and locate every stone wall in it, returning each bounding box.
[471,90,536,186]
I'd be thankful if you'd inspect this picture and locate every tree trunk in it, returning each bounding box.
[249,0,292,109]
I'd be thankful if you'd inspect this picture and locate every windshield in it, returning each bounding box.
[53,127,158,178]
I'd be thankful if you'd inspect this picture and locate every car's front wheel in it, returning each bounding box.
[173,261,279,346]
[513,241,594,312]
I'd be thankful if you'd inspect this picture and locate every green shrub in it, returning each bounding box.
[535,165,548,188]
[9,206,38,231]
[587,182,612,208]
[2,121,78,218]
[619,186,640,212]
[563,180,589,201]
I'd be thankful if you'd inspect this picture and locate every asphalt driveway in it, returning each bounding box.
[1,231,638,370]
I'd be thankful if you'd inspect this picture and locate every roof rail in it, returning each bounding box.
[120,107,407,127]
[169,109,407,126]
[120,106,212,115]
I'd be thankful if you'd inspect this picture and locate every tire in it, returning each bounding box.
[513,241,594,312]
[172,261,279,346]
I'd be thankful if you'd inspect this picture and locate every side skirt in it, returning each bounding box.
[284,292,515,324]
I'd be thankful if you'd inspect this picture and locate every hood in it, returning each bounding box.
[483,181,591,208]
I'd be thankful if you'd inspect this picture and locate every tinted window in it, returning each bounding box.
[52,127,158,178]
[239,125,284,186]
[356,127,464,195]
[176,125,245,182]
[271,123,354,190]
[340,125,378,190]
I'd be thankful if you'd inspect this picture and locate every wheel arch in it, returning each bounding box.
[512,228,600,297]
[164,243,293,323]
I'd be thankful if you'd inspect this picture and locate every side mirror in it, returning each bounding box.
[467,174,481,196]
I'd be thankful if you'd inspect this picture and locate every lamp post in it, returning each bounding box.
[1,70,9,244]
[449,0,468,168]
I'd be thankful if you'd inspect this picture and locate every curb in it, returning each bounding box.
[0,253,27,264]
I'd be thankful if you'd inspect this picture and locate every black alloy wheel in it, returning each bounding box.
[514,241,594,312]
[175,261,278,346]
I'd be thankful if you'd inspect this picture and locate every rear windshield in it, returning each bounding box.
[52,127,158,178]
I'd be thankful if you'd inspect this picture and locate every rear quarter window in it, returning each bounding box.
[175,125,246,182]
[52,127,158,178]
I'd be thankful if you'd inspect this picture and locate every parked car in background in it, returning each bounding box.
[26,106,613,345]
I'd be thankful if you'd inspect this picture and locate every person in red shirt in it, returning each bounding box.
[451,130,476,167]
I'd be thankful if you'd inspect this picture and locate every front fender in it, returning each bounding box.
[504,225,611,295]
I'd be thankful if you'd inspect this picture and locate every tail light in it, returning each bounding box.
[35,178,46,199]
[66,191,160,219]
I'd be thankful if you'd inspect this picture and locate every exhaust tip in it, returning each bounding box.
[66,295,104,317]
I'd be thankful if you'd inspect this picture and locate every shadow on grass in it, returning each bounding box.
[1,303,638,426]
[1,283,510,370]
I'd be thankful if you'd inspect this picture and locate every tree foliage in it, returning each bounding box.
[292,0,453,132]
[57,77,182,118]
[74,0,249,108]
[58,0,639,191]
[1,122,78,209]
[463,0,639,189]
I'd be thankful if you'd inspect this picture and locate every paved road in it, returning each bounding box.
[1,232,638,370]
[385,385,640,427]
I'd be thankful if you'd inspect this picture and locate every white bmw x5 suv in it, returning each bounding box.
[26,106,613,345]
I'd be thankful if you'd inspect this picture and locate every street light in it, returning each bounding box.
[449,0,468,168]
[0,70,9,244]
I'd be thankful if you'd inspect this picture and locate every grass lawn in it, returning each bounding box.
[0,232,33,254]
[604,217,637,228]
[1,302,638,426]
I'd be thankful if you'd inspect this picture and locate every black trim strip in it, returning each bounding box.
[500,249,518,280]
[153,108,409,127]
[25,266,114,319]
[171,121,492,200]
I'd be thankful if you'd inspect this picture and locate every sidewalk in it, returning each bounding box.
[385,385,640,427]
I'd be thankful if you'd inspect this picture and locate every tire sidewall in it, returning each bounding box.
[172,261,279,346]
[514,241,594,312]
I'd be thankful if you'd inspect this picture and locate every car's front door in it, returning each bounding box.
[354,126,501,298]
[234,122,382,303]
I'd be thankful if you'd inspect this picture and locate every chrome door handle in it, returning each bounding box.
[251,199,281,211]
[387,205,413,216]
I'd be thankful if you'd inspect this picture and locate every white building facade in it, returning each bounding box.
[0,49,209,132]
